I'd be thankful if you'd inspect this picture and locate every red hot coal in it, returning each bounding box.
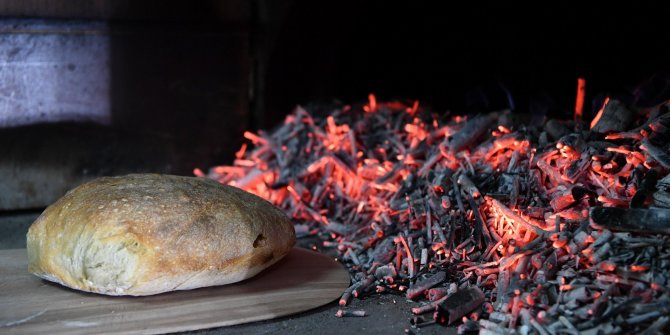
[197,92,670,334]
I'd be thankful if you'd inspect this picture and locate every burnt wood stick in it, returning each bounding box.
[640,316,670,335]
[339,281,362,306]
[445,112,499,154]
[452,179,467,215]
[335,309,367,318]
[457,174,482,199]
[465,195,491,248]
[653,191,670,208]
[607,110,670,141]
[591,99,633,134]
[427,287,451,301]
[641,138,670,169]
[412,295,448,315]
[488,197,551,236]
[495,270,510,310]
[506,255,530,305]
[535,159,563,187]
[509,174,520,208]
[563,152,591,183]
[406,271,447,300]
[426,205,433,242]
[436,215,449,246]
[589,207,670,234]
[578,297,642,330]
[631,168,659,208]
[437,286,485,324]
[353,275,376,298]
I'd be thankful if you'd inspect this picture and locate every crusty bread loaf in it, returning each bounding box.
[26,174,295,296]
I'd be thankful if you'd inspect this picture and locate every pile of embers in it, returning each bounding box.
[198,94,670,334]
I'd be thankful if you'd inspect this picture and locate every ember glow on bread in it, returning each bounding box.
[26,174,295,296]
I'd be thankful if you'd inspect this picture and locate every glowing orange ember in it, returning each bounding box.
[574,78,586,121]
[364,93,377,113]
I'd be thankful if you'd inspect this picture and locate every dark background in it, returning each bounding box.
[260,1,669,128]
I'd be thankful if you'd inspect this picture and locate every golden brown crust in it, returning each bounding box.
[26,174,295,296]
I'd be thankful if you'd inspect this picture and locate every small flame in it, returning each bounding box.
[364,93,377,113]
[575,78,586,121]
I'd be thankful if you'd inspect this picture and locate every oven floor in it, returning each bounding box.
[0,211,455,335]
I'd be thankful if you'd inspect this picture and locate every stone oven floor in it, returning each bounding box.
[0,211,455,335]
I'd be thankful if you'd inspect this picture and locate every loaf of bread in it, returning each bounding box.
[26,174,295,296]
